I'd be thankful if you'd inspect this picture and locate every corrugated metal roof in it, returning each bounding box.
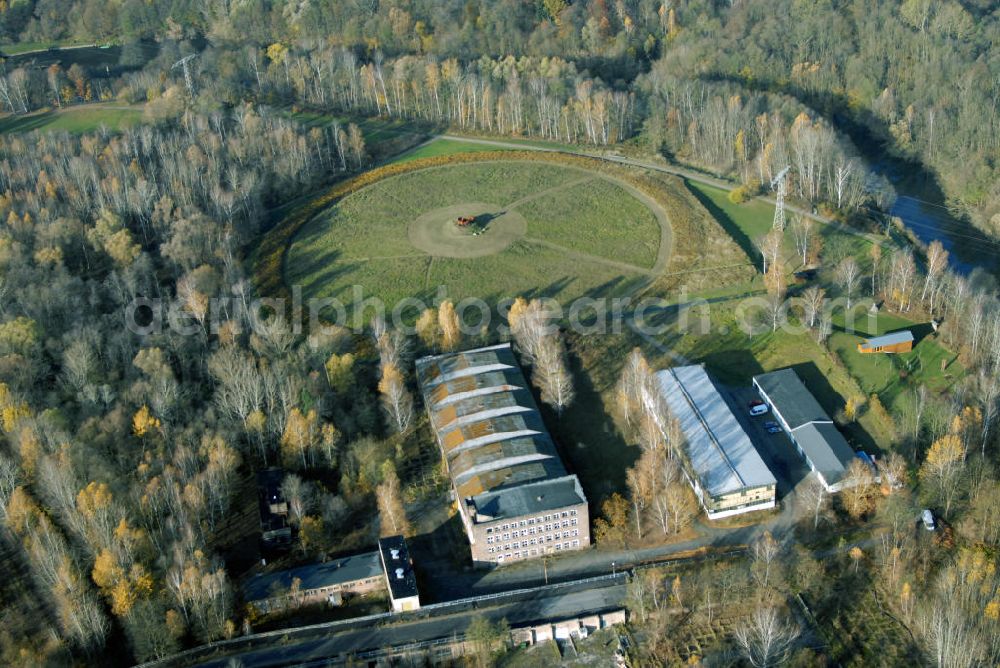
[657,366,776,496]
[416,343,585,522]
[860,330,914,349]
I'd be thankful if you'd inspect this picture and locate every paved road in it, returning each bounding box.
[192,580,627,668]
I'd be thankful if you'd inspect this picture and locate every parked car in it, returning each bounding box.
[921,509,936,531]
[749,400,769,416]
[764,421,782,434]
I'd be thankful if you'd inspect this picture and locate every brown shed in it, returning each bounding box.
[858,330,914,354]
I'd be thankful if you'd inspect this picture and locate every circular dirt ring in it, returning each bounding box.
[407,202,527,258]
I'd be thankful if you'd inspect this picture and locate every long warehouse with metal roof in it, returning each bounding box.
[753,368,857,491]
[416,343,590,567]
[656,365,777,519]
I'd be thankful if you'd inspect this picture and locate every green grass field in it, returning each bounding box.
[393,138,515,162]
[684,180,874,271]
[516,176,660,267]
[0,106,142,134]
[285,160,665,320]
[636,301,896,450]
[829,310,963,412]
[685,181,774,262]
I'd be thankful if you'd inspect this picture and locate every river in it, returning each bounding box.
[2,42,160,78]
[889,194,1000,277]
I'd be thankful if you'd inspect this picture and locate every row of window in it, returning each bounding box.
[493,540,581,561]
[487,529,580,553]
[487,518,579,542]
[486,509,578,534]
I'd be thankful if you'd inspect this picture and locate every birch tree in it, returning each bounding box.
[734,606,800,668]
[835,256,861,310]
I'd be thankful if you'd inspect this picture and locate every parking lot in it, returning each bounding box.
[719,385,812,501]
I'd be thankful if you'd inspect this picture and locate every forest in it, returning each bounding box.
[0,0,997,665]
[1,0,997,228]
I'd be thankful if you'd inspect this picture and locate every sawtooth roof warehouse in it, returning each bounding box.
[416,343,590,567]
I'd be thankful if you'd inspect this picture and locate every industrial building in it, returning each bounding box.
[243,551,386,614]
[244,535,421,615]
[416,343,590,567]
[858,330,914,354]
[752,368,857,491]
[656,365,777,518]
[378,535,421,612]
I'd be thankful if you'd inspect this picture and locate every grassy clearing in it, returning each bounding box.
[392,138,516,162]
[685,179,875,273]
[0,105,142,134]
[516,176,660,267]
[829,310,963,412]
[639,301,895,450]
[685,180,774,263]
[285,161,663,320]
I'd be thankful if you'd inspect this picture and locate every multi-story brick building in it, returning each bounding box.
[416,343,590,567]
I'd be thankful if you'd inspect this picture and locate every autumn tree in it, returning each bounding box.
[734,606,800,667]
[790,214,814,266]
[376,461,410,537]
[919,432,965,517]
[533,336,574,415]
[800,285,825,329]
[378,363,414,434]
[324,352,356,394]
[750,530,782,592]
[280,474,312,526]
[593,492,630,548]
[625,447,658,539]
[835,256,861,310]
[799,473,831,530]
[280,407,321,470]
[841,458,879,520]
[466,615,510,668]
[438,300,462,351]
[415,308,441,349]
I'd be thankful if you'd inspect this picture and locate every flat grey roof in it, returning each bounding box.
[861,330,914,348]
[378,536,419,601]
[472,475,586,521]
[657,366,775,496]
[792,422,855,486]
[753,369,829,430]
[243,552,383,602]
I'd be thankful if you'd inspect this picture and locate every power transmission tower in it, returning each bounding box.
[770,165,790,231]
[172,54,198,97]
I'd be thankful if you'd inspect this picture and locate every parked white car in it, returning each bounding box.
[921,509,936,531]
[748,400,769,416]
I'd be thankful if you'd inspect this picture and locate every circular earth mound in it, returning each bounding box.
[283,159,670,313]
[407,203,527,258]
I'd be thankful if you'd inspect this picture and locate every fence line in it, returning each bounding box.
[140,547,745,667]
